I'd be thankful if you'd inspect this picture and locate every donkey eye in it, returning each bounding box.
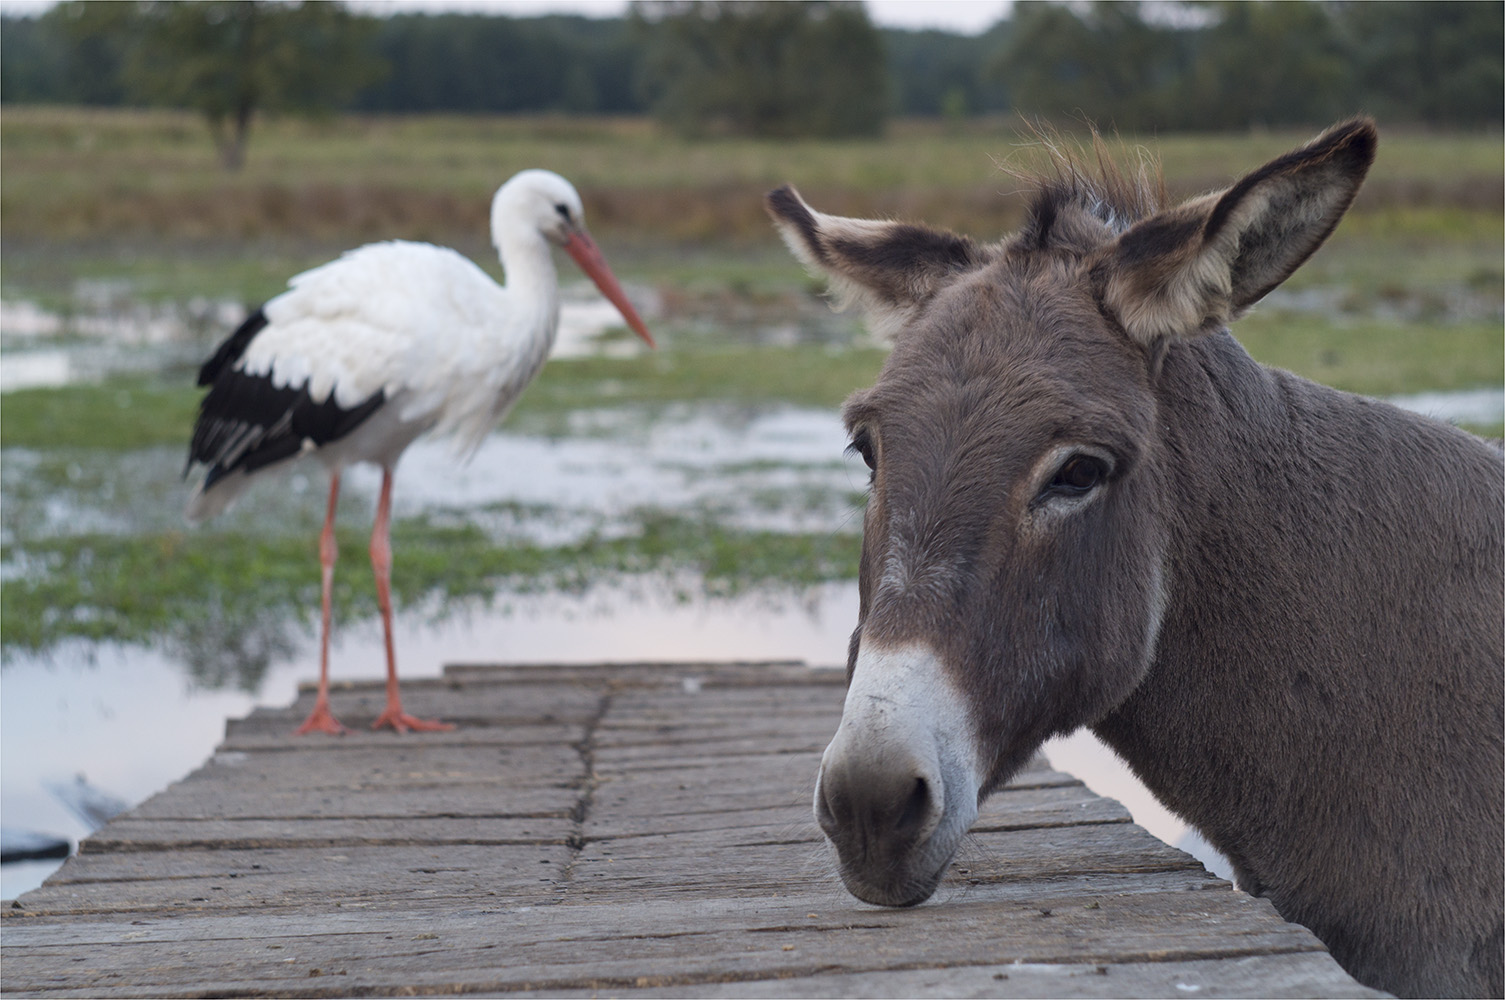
[847,430,876,472]
[1047,454,1107,496]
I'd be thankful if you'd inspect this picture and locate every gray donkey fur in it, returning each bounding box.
[766,119,1503,997]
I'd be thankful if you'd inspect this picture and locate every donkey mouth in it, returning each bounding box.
[817,769,966,907]
[837,854,951,908]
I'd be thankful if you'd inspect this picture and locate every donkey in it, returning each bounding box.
[766,118,1502,998]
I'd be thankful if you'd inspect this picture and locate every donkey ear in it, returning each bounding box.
[1102,118,1377,346]
[766,185,992,340]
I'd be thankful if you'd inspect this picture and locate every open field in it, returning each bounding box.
[3,106,1502,247]
[3,108,1499,361]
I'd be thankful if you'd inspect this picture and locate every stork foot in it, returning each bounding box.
[295,700,347,736]
[372,705,454,734]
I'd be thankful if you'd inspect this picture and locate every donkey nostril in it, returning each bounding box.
[895,776,932,839]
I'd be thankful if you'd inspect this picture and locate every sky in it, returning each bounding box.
[0,0,1014,35]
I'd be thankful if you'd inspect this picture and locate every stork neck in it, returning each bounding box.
[496,230,562,339]
[498,228,561,293]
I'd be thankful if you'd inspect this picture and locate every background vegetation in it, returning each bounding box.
[3,1,1501,144]
[2,1,1501,676]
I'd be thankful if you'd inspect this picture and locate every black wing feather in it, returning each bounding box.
[186,309,387,486]
[198,307,269,386]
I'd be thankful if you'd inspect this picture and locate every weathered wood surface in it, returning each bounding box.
[2,661,1382,998]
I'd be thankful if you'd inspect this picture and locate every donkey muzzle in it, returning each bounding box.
[815,641,982,906]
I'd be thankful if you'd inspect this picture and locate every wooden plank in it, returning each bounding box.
[219,719,583,750]
[1,661,1376,999]
[0,888,1338,998]
[583,782,1128,841]
[507,952,1384,999]
[604,684,846,716]
[971,783,1132,832]
[224,680,605,732]
[130,743,584,820]
[594,712,840,749]
[128,784,578,821]
[441,660,837,687]
[220,718,584,752]
[78,815,578,853]
[6,844,576,917]
[169,743,583,791]
[589,735,833,763]
[565,821,1200,902]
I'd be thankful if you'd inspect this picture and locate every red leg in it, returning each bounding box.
[369,468,452,733]
[296,472,347,735]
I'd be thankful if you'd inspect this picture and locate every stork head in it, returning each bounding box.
[492,169,655,348]
[493,169,587,250]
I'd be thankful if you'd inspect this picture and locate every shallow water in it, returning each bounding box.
[1,399,863,578]
[1389,386,1505,426]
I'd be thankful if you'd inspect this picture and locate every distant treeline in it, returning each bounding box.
[1,1,1499,132]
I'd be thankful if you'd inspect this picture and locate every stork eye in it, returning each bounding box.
[1045,454,1107,498]
[554,203,571,221]
[846,430,876,473]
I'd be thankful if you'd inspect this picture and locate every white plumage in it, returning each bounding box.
[185,169,653,735]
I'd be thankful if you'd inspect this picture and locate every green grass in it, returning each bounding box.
[3,315,1495,454]
[3,107,1500,245]
[0,378,203,450]
[0,344,890,450]
[1235,314,1504,398]
[0,513,863,655]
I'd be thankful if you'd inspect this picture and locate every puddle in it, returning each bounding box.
[1264,281,1505,325]
[1,403,866,548]
[3,280,658,391]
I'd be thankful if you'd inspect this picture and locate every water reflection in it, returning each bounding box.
[165,602,301,694]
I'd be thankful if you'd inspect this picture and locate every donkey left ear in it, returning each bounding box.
[1102,118,1377,346]
[766,185,994,340]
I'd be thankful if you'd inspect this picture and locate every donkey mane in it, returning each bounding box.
[1006,128,1170,253]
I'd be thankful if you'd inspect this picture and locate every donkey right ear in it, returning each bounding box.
[1100,118,1377,347]
[766,186,992,340]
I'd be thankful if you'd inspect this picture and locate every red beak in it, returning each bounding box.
[563,231,656,349]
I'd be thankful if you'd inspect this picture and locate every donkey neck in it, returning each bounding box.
[1091,328,1503,996]
[1100,328,1501,801]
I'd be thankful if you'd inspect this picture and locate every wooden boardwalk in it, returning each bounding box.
[3,661,1380,998]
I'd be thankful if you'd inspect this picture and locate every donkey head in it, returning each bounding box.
[768,120,1376,907]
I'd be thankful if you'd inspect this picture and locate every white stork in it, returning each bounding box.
[185,169,654,736]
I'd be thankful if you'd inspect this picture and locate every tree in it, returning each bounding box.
[883,25,1013,117]
[989,1,1191,132]
[21,1,139,105]
[1178,1,1348,130]
[1342,1,1504,128]
[632,1,888,138]
[351,13,642,115]
[117,1,383,169]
